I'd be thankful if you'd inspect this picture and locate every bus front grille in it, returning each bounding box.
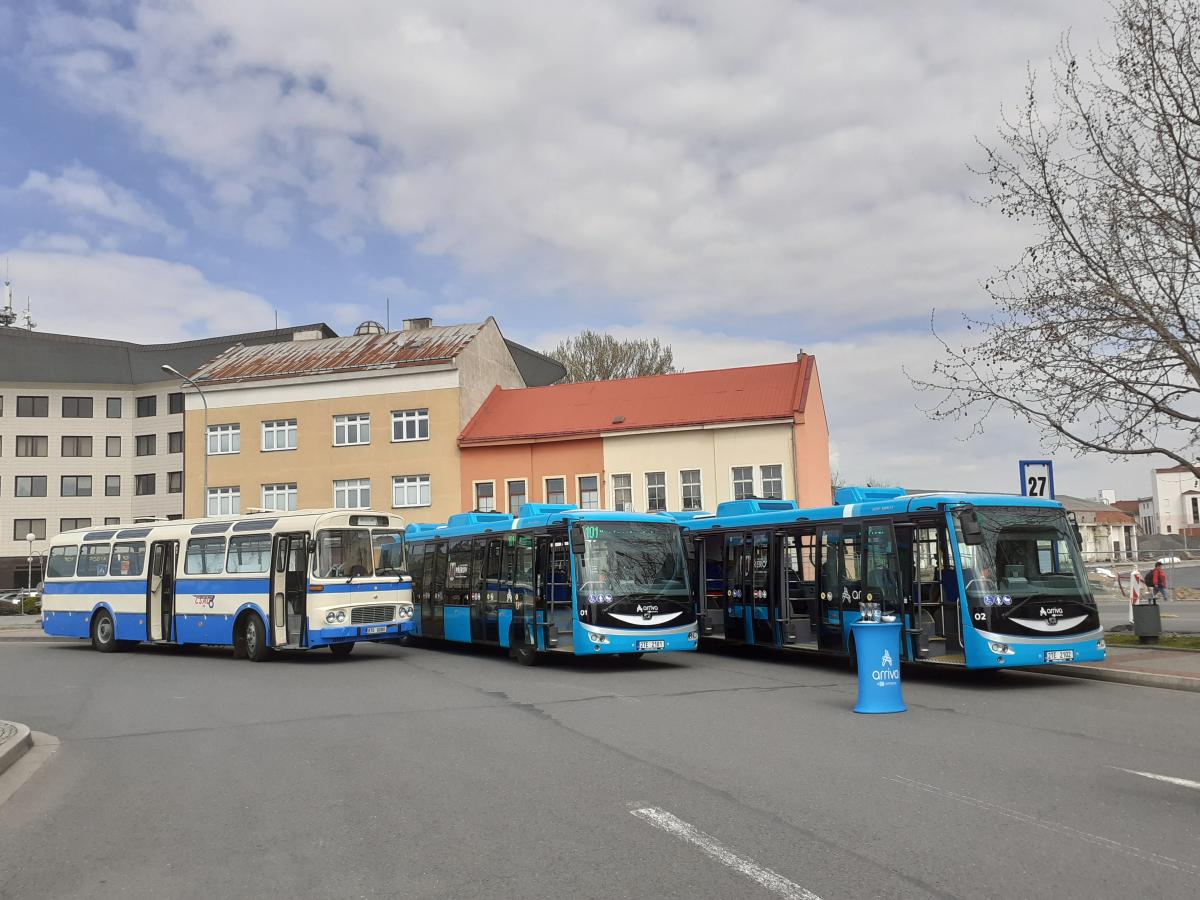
[351,605,396,624]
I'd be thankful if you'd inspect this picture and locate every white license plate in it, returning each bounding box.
[1044,649,1074,663]
[364,625,388,635]
[637,640,666,651]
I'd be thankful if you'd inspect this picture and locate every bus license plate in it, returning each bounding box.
[364,625,388,635]
[1044,649,1074,663]
[637,640,666,651]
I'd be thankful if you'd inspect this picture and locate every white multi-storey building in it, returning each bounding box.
[1147,465,1200,536]
[0,321,333,588]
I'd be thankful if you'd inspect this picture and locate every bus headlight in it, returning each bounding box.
[1097,638,1106,650]
[397,605,413,620]
[687,631,698,641]
[588,632,609,644]
[988,641,1014,656]
[335,610,346,623]
[326,611,337,624]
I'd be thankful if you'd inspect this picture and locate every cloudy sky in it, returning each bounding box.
[0,0,1154,498]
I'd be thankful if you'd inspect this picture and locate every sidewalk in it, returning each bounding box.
[1036,645,1200,693]
[0,615,63,642]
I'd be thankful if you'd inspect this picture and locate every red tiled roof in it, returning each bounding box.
[460,357,816,445]
[1112,500,1141,515]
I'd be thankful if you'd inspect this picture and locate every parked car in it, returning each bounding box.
[1157,556,1182,564]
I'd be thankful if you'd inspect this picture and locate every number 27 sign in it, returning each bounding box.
[1019,460,1055,499]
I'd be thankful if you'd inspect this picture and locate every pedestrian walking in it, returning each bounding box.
[1145,561,1169,603]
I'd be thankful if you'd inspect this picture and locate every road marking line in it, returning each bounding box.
[631,807,822,900]
[890,776,1199,876]
[1116,768,1200,791]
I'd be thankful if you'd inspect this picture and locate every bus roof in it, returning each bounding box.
[405,503,676,540]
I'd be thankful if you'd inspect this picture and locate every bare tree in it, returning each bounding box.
[912,0,1200,480]
[546,330,677,383]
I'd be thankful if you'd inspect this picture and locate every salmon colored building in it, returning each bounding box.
[457,355,831,514]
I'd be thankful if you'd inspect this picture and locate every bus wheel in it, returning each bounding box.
[512,645,539,667]
[91,610,118,653]
[241,613,272,662]
[329,642,354,658]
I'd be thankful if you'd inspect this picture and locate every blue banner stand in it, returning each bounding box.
[851,621,906,714]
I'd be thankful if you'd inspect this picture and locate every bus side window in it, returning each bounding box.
[752,532,770,595]
[548,536,570,606]
[447,539,472,603]
[703,534,724,610]
[470,540,487,598]
[429,542,448,598]
[407,544,427,599]
[841,527,863,603]
[513,536,534,601]
[485,539,503,597]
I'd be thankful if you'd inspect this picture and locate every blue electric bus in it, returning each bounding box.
[403,504,696,665]
[668,487,1105,670]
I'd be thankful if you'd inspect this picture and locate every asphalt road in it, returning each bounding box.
[1,639,1198,899]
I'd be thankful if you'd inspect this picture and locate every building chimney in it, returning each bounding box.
[403,317,433,331]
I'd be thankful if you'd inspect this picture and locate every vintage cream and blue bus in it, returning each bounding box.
[41,510,413,660]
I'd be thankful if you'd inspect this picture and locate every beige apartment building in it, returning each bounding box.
[181,318,564,523]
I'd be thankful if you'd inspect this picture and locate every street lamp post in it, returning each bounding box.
[161,364,208,516]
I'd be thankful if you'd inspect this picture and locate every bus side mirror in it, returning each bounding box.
[570,526,586,558]
[959,508,984,545]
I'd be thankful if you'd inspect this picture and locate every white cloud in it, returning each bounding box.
[1,245,275,342]
[19,164,182,242]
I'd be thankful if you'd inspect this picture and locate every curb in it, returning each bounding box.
[0,633,75,643]
[0,722,33,778]
[1032,664,1200,694]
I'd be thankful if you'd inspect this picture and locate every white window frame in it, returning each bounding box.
[261,482,298,511]
[473,480,496,513]
[262,419,297,452]
[577,473,601,510]
[731,466,755,501]
[760,464,784,501]
[391,408,430,443]
[505,478,528,514]
[333,413,371,447]
[680,469,704,511]
[611,473,634,512]
[543,475,566,505]
[206,486,240,516]
[392,474,432,509]
[333,478,371,510]
[645,471,667,513]
[207,423,240,456]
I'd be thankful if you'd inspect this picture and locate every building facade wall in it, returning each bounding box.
[453,320,527,428]
[1151,469,1200,534]
[793,365,832,506]
[183,370,464,524]
[458,438,605,513]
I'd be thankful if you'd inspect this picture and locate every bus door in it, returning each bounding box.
[699,534,725,637]
[864,521,906,653]
[271,533,308,648]
[781,529,818,647]
[723,532,772,645]
[817,525,863,651]
[146,540,177,642]
[407,543,427,633]
[470,539,490,642]
[425,541,448,639]
[443,539,473,643]
[724,534,748,642]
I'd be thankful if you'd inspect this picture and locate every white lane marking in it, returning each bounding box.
[890,776,1199,876]
[631,807,822,900]
[1117,768,1200,791]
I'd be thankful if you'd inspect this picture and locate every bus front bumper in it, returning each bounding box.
[969,628,1107,668]
[576,624,698,655]
[308,621,415,647]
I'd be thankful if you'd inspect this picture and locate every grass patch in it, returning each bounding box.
[1105,632,1200,651]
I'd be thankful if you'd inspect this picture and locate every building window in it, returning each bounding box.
[168,471,183,494]
[646,472,667,512]
[545,477,566,505]
[612,474,633,511]
[393,475,431,509]
[60,518,91,532]
[16,435,48,457]
[760,465,783,501]
[334,413,370,446]
[106,397,122,418]
[207,486,240,516]
[104,517,120,526]
[207,424,240,455]
[16,396,49,417]
[61,436,93,457]
[105,475,121,497]
[168,431,183,453]
[15,476,47,497]
[474,481,495,512]
[1192,496,1199,523]
[391,408,430,442]
[14,519,46,540]
[136,395,157,417]
[732,466,755,500]
[579,475,600,510]
[262,419,297,452]
[261,483,298,511]
[168,392,184,414]
[681,469,703,511]
[334,478,371,509]
[61,396,93,418]
[135,434,157,456]
[135,474,156,496]
[507,479,527,513]
[61,475,92,497]
[106,436,121,457]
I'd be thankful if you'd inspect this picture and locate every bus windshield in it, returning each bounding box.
[953,507,1093,605]
[316,529,395,578]
[574,522,689,600]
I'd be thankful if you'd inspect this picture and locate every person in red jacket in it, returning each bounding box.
[1145,561,1169,603]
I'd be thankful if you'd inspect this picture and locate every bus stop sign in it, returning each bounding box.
[1019,460,1055,499]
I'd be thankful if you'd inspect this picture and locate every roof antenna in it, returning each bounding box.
[386,297,391,331]
[274,309,279,331]
[22,296,36,331]
[0,260,15,328]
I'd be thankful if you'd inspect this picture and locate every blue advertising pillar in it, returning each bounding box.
[851,621,906,714]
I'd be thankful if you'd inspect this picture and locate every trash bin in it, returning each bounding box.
[850,620,906,714]
[1132,602,1162,644]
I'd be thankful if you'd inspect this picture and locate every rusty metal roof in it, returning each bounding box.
[193,322,487,384]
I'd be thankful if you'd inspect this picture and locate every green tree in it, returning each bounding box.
[546,330,677,383]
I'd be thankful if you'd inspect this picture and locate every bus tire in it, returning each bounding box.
[91,609,118,653]
[240,612,271,662]
[512,645,539,667]
[329,642,354,657]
